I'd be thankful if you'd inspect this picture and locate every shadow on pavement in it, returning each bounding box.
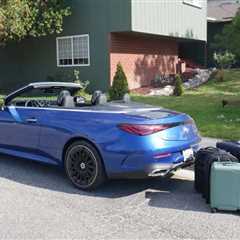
[145,177,210,213]
[0,154,209,213]
[0,154,158,198]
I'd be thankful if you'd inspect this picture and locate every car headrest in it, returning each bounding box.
[123,93,131,103]
[57,90,71,106]
[91,91,102,105]
[63,96,75,108]
[98,94,107,105]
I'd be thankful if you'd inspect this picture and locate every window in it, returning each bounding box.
[183,0,202,8]
[57,35,90,67]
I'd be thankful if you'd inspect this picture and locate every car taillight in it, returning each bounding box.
[118,124,173,136]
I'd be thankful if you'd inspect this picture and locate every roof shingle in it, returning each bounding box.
[208,0,240,22]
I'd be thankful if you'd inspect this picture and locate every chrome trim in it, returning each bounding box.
[148,158,194,177]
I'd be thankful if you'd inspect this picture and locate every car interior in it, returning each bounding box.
[10,88,108,109]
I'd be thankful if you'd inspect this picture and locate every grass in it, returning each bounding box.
[132,69,240,141]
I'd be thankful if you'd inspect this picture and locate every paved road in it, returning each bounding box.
[200,137,220,148]
[1,138,239,239]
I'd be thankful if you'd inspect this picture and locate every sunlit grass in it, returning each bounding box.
[132,69,240,141]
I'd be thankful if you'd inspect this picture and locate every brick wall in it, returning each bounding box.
[110,33,178,90]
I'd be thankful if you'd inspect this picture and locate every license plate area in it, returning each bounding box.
[183,148,194,161]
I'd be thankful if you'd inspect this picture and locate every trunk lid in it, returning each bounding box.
[109,102,199,141]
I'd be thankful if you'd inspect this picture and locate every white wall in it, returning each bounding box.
[131,0,207,41]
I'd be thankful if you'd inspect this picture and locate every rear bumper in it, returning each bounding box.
[109,155,195,179]
[103,136,201,179]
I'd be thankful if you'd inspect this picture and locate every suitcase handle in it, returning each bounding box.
[222,162,237,166]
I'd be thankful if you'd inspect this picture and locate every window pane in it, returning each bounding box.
[58,38,72,66]
[73,36,89,65]
[57,35,90,67]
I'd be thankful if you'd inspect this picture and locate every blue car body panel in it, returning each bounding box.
[0,82,201,179]
[0,102,201,178]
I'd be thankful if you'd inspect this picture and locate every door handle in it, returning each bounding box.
[26,118,38,124]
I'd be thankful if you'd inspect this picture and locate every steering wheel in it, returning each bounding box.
[25,99,42,107]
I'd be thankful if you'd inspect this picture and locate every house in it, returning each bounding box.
[0,0,207,93]
[207,0,240,66]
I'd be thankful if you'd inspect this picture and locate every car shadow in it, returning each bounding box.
[0,154,212,214]
[0,154,160,198]
[145,177,210,213]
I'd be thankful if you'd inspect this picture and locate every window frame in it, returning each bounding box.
[183,0,202,9]
[56,34,90,68]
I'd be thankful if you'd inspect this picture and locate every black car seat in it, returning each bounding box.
[63,96,75,108]
[57,90,75,108]
[57,90,71,106]
[91,91,102,105]
[91,91,107,105]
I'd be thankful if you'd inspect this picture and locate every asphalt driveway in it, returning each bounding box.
[0,138,239,239]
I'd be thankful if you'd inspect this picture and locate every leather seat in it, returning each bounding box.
[91,91,107,105]
[57,90,75,108]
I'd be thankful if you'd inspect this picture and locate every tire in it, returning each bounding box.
[64,140,106,190]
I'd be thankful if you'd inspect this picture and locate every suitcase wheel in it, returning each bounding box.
[211,208,217,214]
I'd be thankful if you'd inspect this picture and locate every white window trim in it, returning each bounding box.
[183,0,202,9]
[56,34,90,68]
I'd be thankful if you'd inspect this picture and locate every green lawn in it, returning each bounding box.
[132,69,240,141]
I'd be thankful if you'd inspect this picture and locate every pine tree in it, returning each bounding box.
[173,74,184,96]
[109,63,129,100]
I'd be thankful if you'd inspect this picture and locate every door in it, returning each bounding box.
[0,106,40,154]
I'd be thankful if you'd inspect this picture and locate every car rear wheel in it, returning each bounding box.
[64,140,106,190]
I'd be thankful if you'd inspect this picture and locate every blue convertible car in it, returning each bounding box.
[0,82,201,190]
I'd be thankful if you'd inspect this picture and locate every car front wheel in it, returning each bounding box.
[64,140,106,190]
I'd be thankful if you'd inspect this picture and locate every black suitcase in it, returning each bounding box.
[217,141,240,161]
[194,149,205,193]
[195,147,238,203]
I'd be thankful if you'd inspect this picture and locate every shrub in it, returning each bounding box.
[213,51,236,81]
[0,97,3,107]
[173,74,184,96]
[73,69,90,98]
[109,63,129,100]
[213,51,236,69]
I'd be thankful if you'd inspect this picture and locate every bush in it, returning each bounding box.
[109,63,129,100]
[73,69,90,97]
[173,74,183,96]
[213,51,236,81]
[214,51,236,69]
[0,97,3,107]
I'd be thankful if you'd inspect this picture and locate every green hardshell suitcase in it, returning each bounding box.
[210,162,240,213]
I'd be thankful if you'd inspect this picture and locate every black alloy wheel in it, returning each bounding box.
[65,141,106,190]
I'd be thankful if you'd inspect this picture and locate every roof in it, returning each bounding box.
[28,82,82,89]
[208,0,240,23]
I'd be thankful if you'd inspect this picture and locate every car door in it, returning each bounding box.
[0,105,41,154]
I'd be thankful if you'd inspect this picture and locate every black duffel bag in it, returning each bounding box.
[217,141,240,161]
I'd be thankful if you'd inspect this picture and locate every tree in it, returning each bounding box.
[213,51,236,81]
[214,51,236,69]
[109,63,129,101]
[213,13,240,59]
[173,74,183,97]
[0,0,71,44]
